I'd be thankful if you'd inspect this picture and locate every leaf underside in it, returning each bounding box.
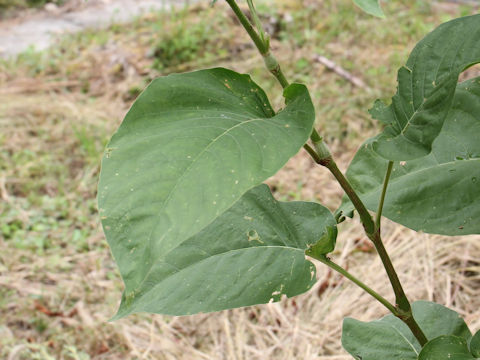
[113,184,337,318]
[97,68,324,317]
[342,301,472,360]
[340,77,480,235]
[370,14,480,161]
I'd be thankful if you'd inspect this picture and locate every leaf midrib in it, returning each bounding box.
[386,323,419,356]
[133,245,306,306]
[391,19,473,137]
[131,116,272,290]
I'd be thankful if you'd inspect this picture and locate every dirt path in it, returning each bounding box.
[0,0,195,58]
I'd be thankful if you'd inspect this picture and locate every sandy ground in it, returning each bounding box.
[0,0,197,58]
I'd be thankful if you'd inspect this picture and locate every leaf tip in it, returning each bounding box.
[108,310,127,322]
[353,0,385,18]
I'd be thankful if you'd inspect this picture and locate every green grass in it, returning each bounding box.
[0,1,478,358]
[3,1,471,139]
[0,0,66,18]
[0,0,64,9]
[149,7,233,71]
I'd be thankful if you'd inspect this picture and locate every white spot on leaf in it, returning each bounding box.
[247,229,263,243]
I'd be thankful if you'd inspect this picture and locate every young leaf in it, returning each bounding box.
[342,301,472,360]
[112,184,337,318]
[339,77,480,235]
[418,335,478,360]
[98,68,315,294]
[352,0,384,18]
[369,14,480,161]
[305,224,337,258]
[471,330,480,358]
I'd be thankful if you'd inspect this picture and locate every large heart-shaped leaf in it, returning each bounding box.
[352,0,384,18]
[98,68,315,293]
[342,301,472,360]
[369,14,480,161]
[339,77,480,235]
[112,184,337,318]
[418,335,479,360]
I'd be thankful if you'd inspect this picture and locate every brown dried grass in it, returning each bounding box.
[1,1,479,359]
[1,91,478,360]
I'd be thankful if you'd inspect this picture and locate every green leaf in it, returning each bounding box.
[418,335,479,360]
[305,224,337,258]
[98,67,315,295]
[369,15,480,161]
[471,330,480,357]
[382,301,472,343]
[342,318,418,360]
[339,77,480,235]
[353,0,384,18]
[112,184,337,318]
[342,301,471,360]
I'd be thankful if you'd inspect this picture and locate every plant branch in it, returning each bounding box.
[246,0,267,44]
[375,161,394,229]
[303,143,322,163]
[225,0,267,54]
[368,230,427,345]
[309,253,398,315]
[264,53,290,89]
[309,140,427,345]
[317,152,375,235]
[307,136,375,234]
[225,0,289,89]
[226,0,428,346]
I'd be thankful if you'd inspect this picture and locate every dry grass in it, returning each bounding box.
[1,1,479,359]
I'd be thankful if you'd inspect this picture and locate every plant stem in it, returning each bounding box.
[311,141,427,345]
[225,0,428,346]
[307,137,374,233]
[375,161,394,229]
[225,0,289,89]
[264,53,290,88]
[224,0,373,235]
[311,251,427,346]
[368,230,427,345]
[225,0,267,54]
[369,231,407,307]
[303,143,322,163]
[310,134,332,160]
[246,0,267,44]
[403,316,429,346]
[309,253,398,315]
[319,154,375,235]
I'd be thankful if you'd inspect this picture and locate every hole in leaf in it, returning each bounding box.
[459,63,480,82]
